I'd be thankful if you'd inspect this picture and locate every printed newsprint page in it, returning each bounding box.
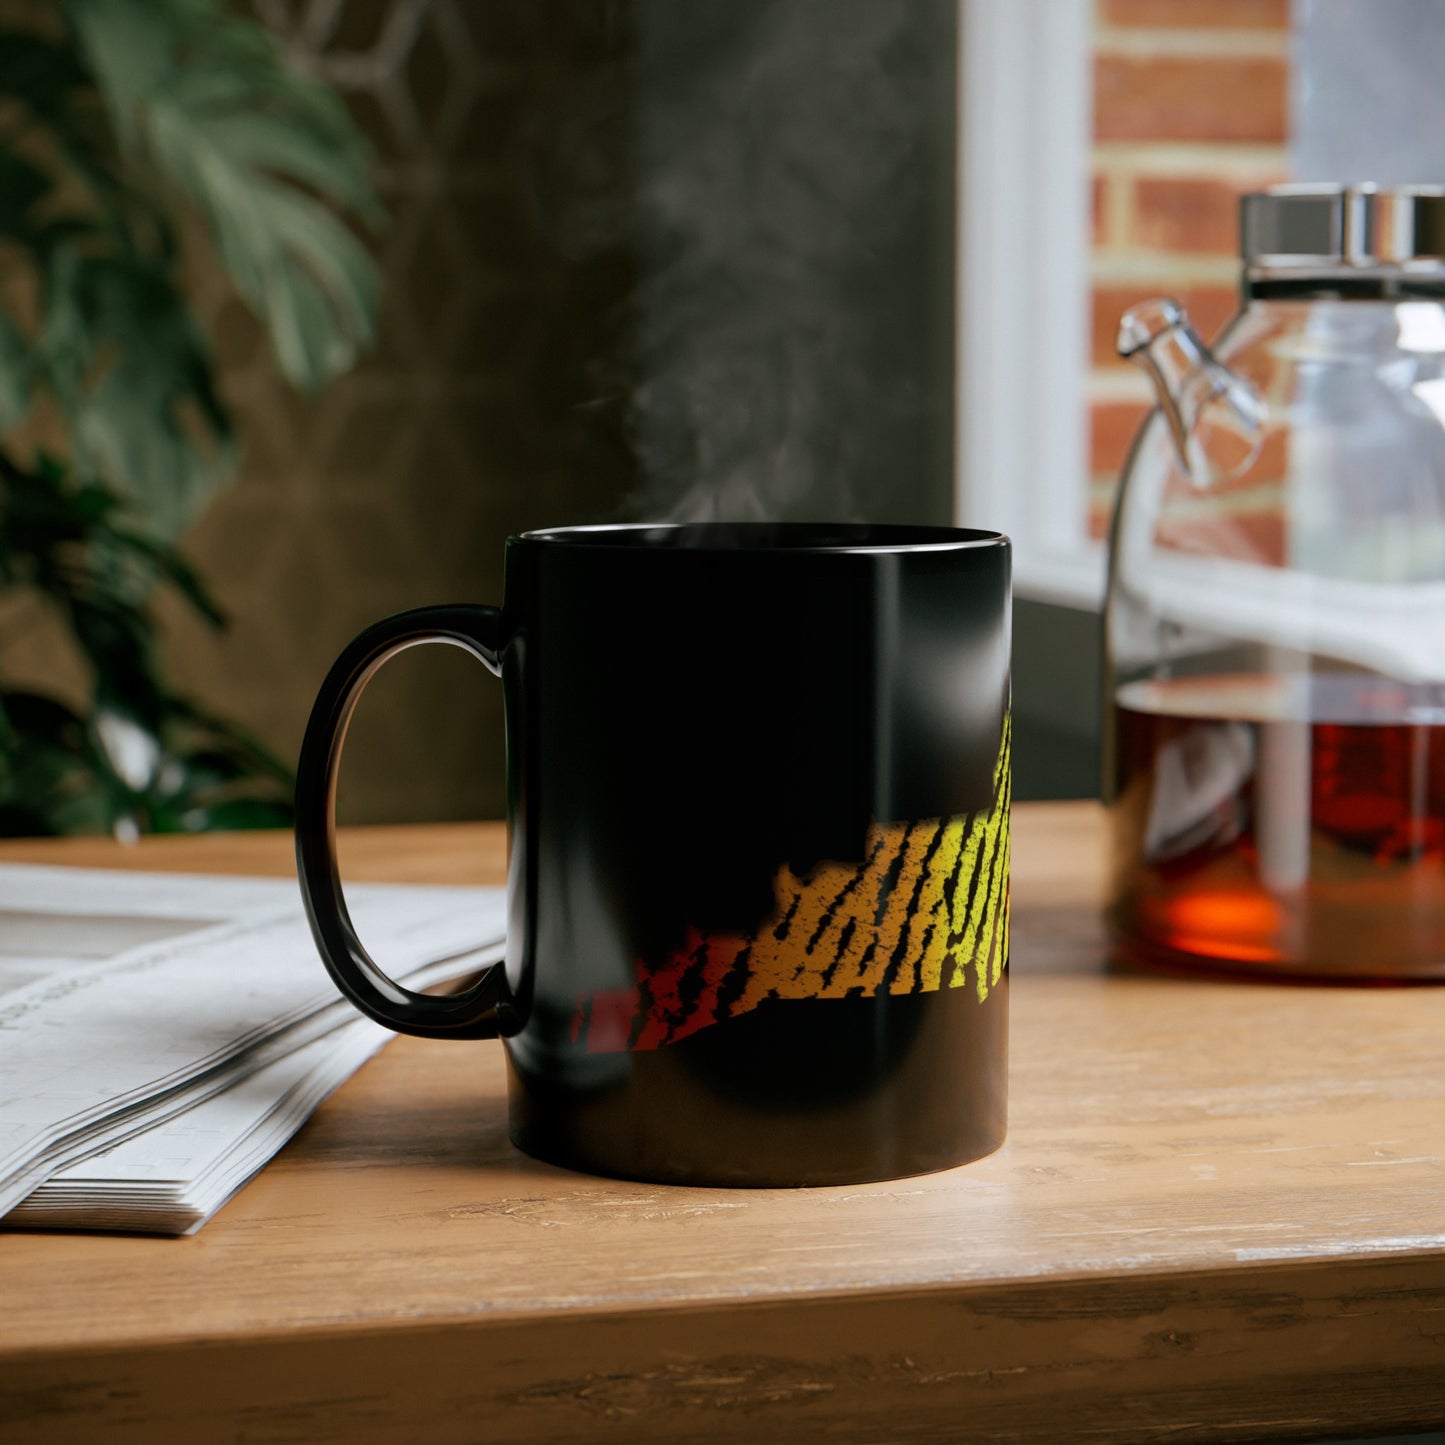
[0,865,505,1233]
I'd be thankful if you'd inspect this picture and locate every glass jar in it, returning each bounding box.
[1105,184,1445,980]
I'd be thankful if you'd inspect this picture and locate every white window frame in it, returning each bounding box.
[955,0,1104,610]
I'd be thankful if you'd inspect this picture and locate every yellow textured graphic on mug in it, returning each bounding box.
[572,717,1011,1052]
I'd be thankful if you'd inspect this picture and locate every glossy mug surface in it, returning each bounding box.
[296,523,1012,1186]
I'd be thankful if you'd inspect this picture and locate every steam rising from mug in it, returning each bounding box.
[538,1,955,525]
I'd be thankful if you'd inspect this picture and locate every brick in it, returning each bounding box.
[1091,284,1240,369]
[1094,55,1287,143]
[1093,175,1107,246]
[1133,176,1256,255]
[1101,0,1290,28]
[1091,400,1152,476]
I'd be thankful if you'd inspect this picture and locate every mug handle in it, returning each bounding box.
[295,605,507,1039]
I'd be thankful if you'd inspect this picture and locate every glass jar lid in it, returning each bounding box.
[1242,184,1445,273]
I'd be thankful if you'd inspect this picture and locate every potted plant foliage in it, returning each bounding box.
[0,0,384,838]
[0,0,380,836]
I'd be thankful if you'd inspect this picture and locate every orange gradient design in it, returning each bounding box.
[571,717,1011,1052]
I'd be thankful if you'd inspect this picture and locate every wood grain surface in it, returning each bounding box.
[2,804,1444,1443]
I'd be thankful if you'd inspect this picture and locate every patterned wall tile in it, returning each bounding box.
[161,0,638,825]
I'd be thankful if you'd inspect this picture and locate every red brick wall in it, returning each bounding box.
[1088,0,1290,538]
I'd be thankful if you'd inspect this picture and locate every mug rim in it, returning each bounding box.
[514,522,1010,555]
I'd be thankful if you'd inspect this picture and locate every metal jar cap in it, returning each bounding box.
[1241,184,1445,269]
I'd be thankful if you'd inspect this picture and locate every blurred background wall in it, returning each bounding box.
[160,2,639,827]
[25,0,1421,826]
[154,0,1328,820]
[154,0,958,825]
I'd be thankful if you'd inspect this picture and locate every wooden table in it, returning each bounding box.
[2,803,1444,1444]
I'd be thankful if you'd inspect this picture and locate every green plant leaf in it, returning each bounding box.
[108,524,226,627]
[65,0,382,392]
[0,34,91,122]
[0,151,51,244]
[0,0,355,837]
[143,113,380,390]
[0,31,150,248]
[36,248,234,535]
[163,695,295,784]
[0,689,116,836]
[0,314,30,429]
[59,0,173,154]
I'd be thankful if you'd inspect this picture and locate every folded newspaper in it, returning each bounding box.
[0,864,505,1235]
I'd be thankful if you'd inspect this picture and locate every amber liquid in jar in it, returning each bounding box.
[1110,674,1445,979]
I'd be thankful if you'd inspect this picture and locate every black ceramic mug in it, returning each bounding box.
[296,523,1011,1186]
